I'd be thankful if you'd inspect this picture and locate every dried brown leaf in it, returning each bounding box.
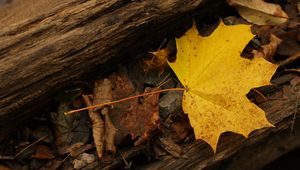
[145,49,169,74]
[108,71,160,145]
[93,79,113,111]
[82,95,105,159]
[70,143,95,158]
[0,165,12,170]
[228,0,288,25]
[84,78,117,159]
[134,105,160,146]
[103,108,117,154]
[252,34,282,61]
[72,153,96,170]
[277,30,300,57]
[170,121,192,142]
[159,137,182,158]
[31,145,55,159]
[145,39,177,74]
[129,91,160,146]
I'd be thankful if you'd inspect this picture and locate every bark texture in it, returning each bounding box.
[0,0,209,136]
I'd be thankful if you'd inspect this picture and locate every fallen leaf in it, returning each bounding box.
[49,103,89,155]
[82,94,105,159]
[103,108,117,154]
[123,87,160,146]
[72,153,96,170]
[158,137,182,158]
[82,78,117,159]
[108,70,160,145]
[276,30,300,57]
[228,0,288,25]
[168,21,277,151]
[0,165,12,170]
[146,48,168,73]
[146,39,177,74]
[252,34,282,61]
[92,79,113,158]
[170,120,192,143]
[70,143,95,157]
[31,145,55,159]
[223,16,249,25]
[94,79,117,156]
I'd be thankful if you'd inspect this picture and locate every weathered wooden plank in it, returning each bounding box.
[0,0,208,137]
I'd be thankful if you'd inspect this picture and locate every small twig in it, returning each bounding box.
[62,152,72,163]
[252,88,268,102]
[14,128,88,159]
[156,77,181,90]
[65,88,186,115]
[291,91,300,133]
[156,73,171,87]
[15,135,49,158]
[0,155,14,160]
[158,38,167,50]
[120,152,132,169]
[279,51,300,66]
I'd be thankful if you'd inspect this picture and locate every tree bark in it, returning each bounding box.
[0,0,211,137]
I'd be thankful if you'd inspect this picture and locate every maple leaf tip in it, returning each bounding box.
[211,145,218,154]
[243,121,275,138]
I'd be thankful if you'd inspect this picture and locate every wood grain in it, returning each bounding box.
[0,0,207,137]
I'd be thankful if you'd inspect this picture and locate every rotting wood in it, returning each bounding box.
[0,0,217,137]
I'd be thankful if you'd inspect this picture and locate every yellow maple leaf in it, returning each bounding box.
[168,21,277,152]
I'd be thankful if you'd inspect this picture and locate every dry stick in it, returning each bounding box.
[158,38,167,50]
[156,73,171,87]
[14,129,90,160]
[120,152,132,169]
[15,135,49,158]
[65,88,186,115]
[279,51,300,66]
[252,88,268,102]
[62,152,72,163]
[0,155,14,160]
[156,77,181,89]
[291,91,300,133]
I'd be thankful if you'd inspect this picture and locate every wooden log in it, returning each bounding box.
[0,0,212,137]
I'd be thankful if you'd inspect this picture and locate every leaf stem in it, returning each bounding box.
[65,88,186,115]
